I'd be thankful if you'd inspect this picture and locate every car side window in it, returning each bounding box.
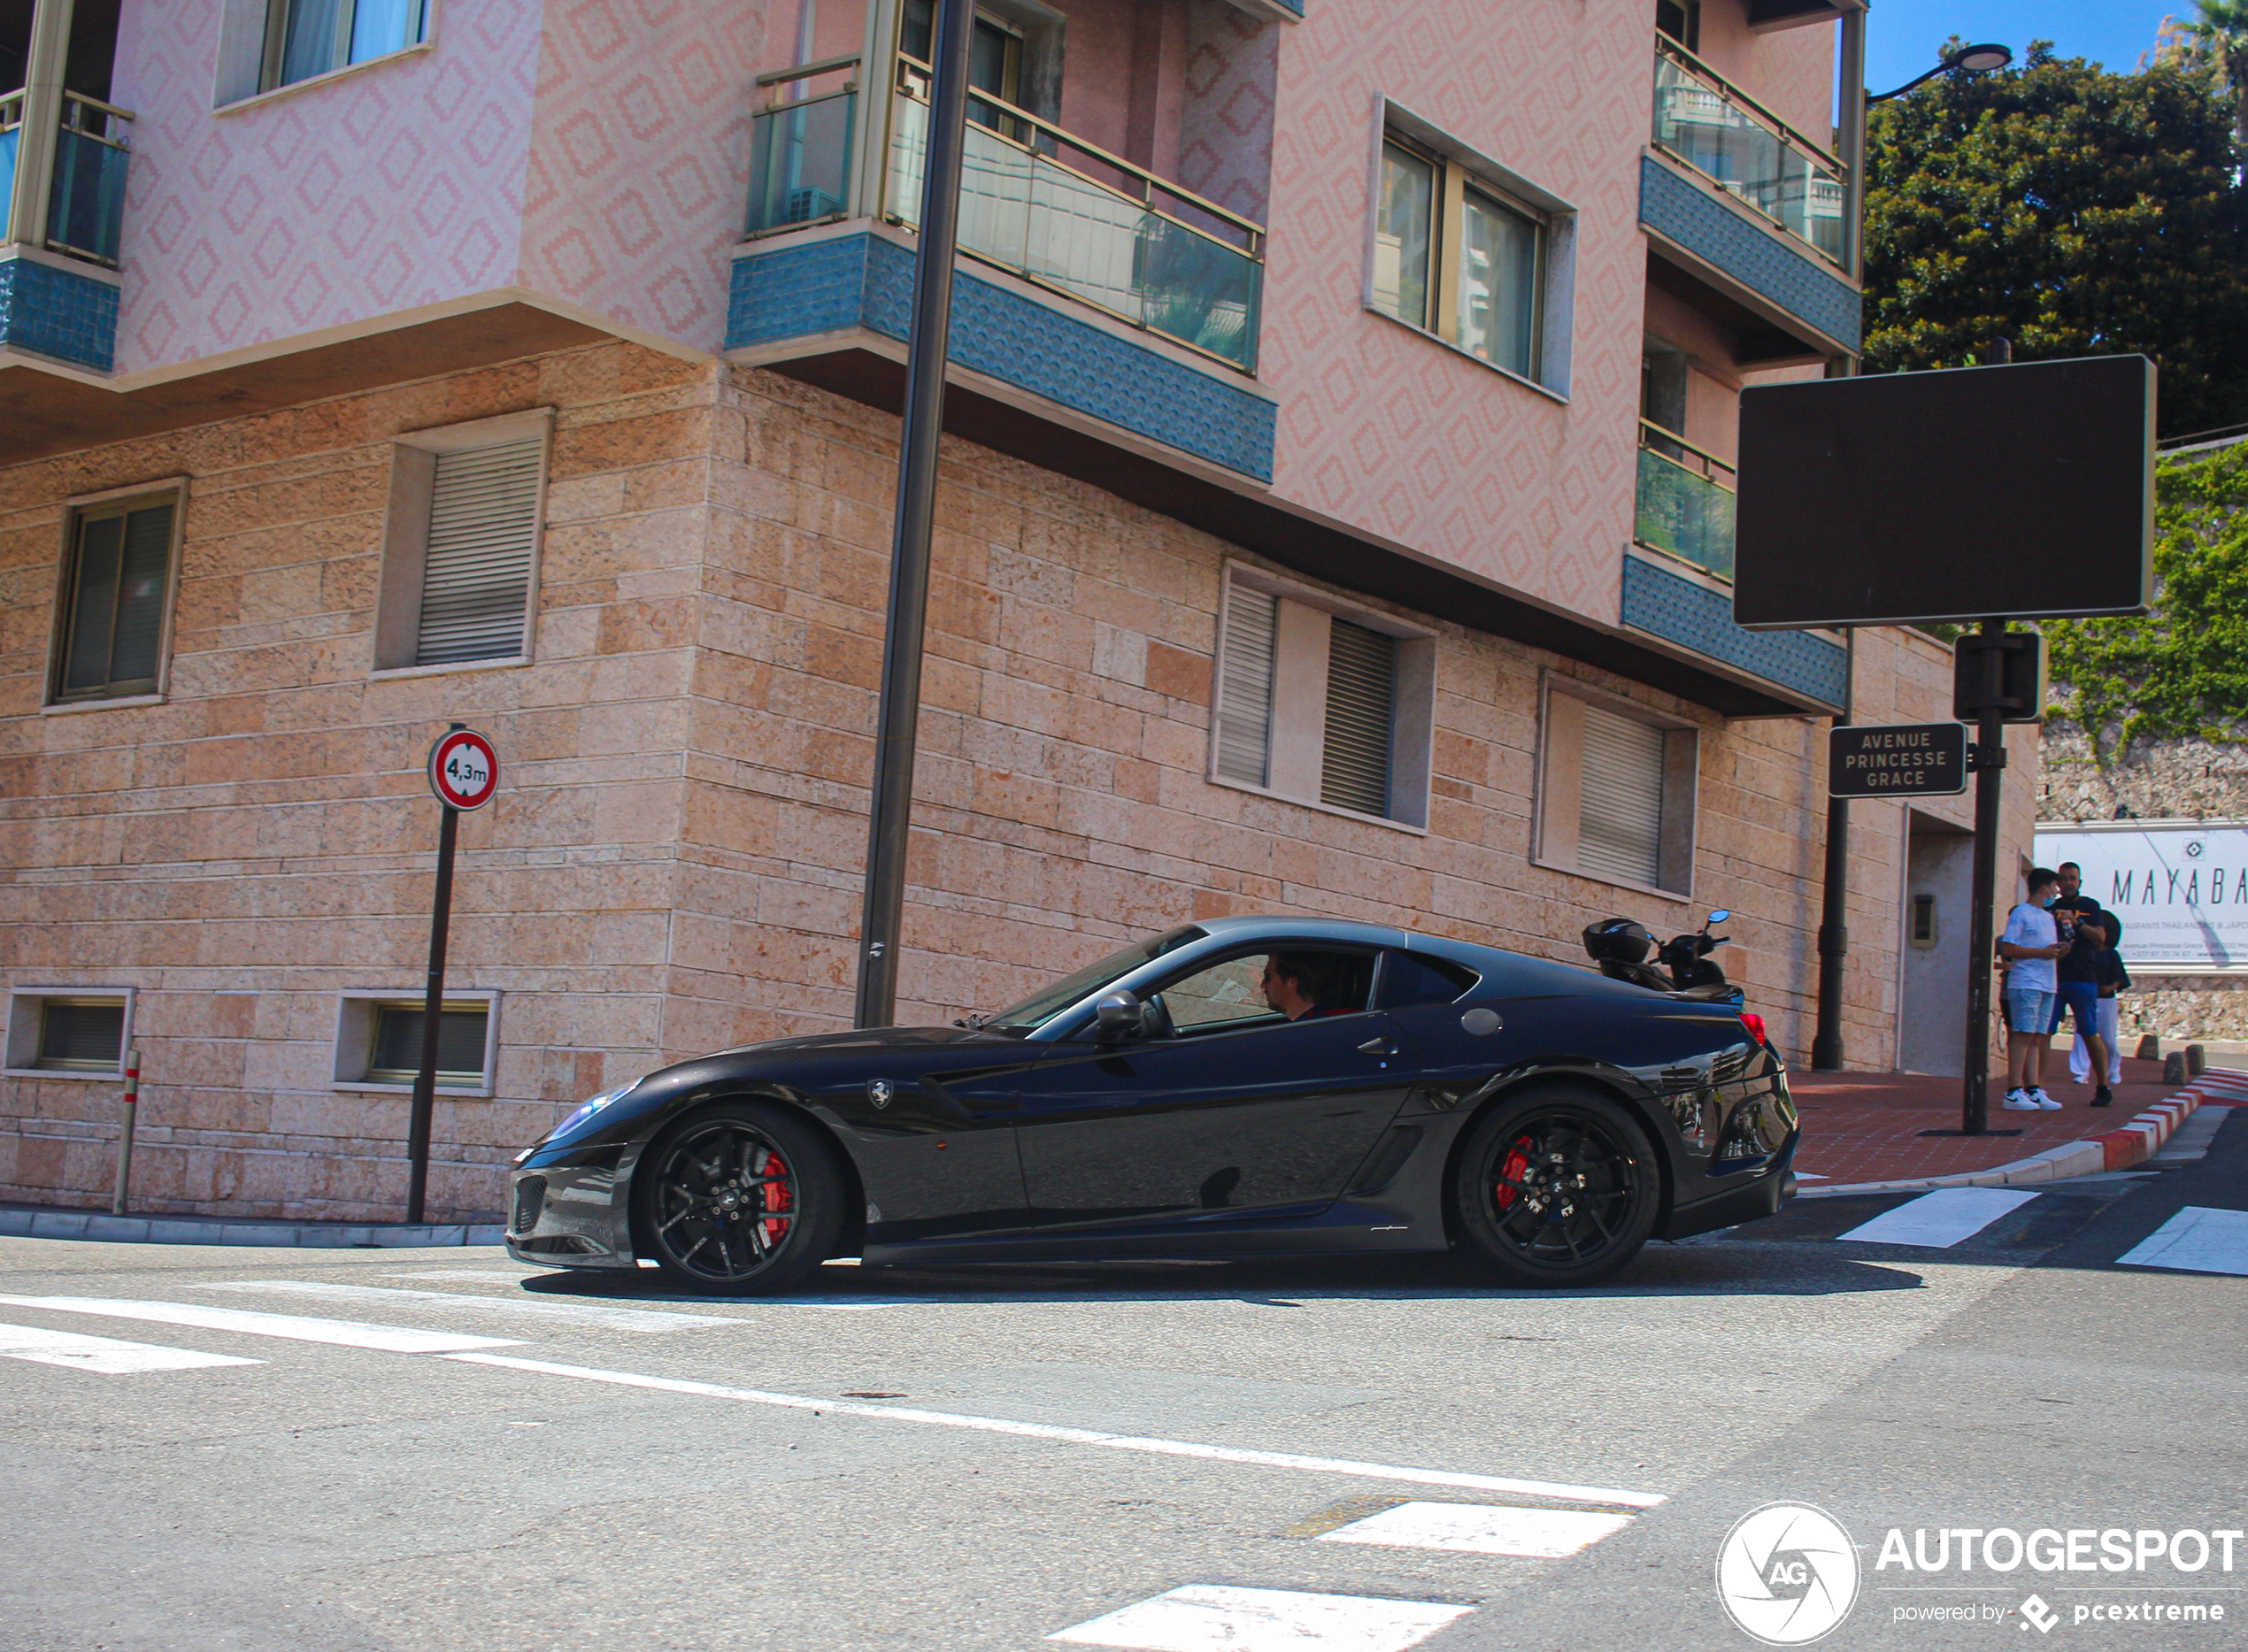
[1151,949,1375,1037]
[1375,950,1478,1010]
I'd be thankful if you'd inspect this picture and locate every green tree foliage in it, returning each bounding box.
[1865,46,2248,439]
[2045,443,2248,758]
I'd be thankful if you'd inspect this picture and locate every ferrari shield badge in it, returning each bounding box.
[868,1079,894,1109]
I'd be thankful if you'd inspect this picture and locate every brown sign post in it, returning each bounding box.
[407,723,499,1226]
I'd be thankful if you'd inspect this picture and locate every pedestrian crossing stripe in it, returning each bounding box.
[1316,1501,1635,1558]
[2116,1205,2248,1276]
[1048,1585,1473,1652]
[1836,1187,2041,1249]
[0,1321,263,1375]
[0,1295,521,1354]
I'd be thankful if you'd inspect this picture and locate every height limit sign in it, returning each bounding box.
[1828,722,1967,798]
[428,726,499,811]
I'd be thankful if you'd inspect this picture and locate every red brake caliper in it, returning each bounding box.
[762,1153,793,1246]
[1496,1136,1532,1210]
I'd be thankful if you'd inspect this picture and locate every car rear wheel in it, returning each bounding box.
[1453,1086,1659,1288]
[634,1103,843,1295]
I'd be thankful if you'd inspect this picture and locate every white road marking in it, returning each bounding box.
[383,1270,543,1282]
[1316,1500,1635,1558]
[2116,1205,2248,1276]
[440,1352,1666,1506]
[199,1279,743,1333]
[1048,1585,1472,1652]
[1837,1187,2042,1249]
[0,1296,521,1354]
[0,1322,263,1376]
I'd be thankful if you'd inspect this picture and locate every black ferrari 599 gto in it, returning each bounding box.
[507,915,1797,1292]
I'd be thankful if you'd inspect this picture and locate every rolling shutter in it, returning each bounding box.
[1213,582,1276,785]
[415,438,543,666]
[1578,702,1665,887]
[1321,616,1396,817]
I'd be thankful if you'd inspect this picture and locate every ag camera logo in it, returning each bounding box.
[1718,1502,1861,1645]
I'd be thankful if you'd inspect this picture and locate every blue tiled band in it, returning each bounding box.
[1638,158,1860,354]
[1621,554,1848,708]
[727,232,1277,482]
[0,256,117,372]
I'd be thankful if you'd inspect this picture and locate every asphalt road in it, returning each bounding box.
[3,1109,2243,1652]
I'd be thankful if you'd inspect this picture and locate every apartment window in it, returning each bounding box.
[1210,568,1434,830]
[266,0,427,90]
[1536,679,1698,895]
[1372,127,1567,388]
[1656,0,1700,51]
[373,412,550,674]
[50,495,178,704]
[4,988,134,1078]
[333,991,498,1093]
[901,0,1025,132]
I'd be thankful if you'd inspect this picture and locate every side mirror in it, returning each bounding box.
[1094,989,1145,1040]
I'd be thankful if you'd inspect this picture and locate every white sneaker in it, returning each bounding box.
[2030,1088,2062,1110]
[2002,1089,2041,1110]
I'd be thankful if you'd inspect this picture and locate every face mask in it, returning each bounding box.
[2042,895,2059,908]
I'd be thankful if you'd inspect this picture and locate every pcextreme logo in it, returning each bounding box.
[1718,1502,1863,1645]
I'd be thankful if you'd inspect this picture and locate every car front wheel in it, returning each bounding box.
[1453,1086,1659,1288]
[633,1103,843,1295]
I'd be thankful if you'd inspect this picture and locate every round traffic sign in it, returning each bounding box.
[427,727,499,811]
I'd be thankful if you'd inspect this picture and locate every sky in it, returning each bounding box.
[1866,0,2189,93]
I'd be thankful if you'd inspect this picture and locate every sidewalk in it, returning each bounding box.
[0,1203,505,1249]
[1790,1057,2239,1193]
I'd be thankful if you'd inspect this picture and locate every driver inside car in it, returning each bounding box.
[1259,952,1359,1021]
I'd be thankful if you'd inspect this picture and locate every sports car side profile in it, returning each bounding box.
[507,915,1798,1292]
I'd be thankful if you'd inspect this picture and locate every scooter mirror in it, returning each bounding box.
[1706,910,1731,926]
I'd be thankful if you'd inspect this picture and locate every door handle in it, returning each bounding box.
[1357,1037,1397,1057]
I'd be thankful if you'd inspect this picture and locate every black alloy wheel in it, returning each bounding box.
[1453,1086,1659,1288]
[634,1103,843,1295]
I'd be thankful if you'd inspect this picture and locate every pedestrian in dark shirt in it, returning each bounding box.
[2049,862,2115,1105]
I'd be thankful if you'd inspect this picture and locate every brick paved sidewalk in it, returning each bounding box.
[1788,1057,2187,1187]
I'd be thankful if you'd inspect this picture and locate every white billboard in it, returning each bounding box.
[2032,822,2248,973]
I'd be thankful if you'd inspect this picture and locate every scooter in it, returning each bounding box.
[1582,911,1743,1004]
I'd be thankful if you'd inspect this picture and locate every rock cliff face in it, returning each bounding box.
[2041,728,2248,1042]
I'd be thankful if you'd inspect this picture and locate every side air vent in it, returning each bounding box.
[1349,1126,1425,1195]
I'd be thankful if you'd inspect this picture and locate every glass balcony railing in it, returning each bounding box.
[746,58,858,236]
[1652,39,1844,267]
[0,88,134,269]
[1635,419,1736,580]
[885,56,1263,371]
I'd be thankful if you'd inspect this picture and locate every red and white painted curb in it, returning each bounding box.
[1800,1067,2247,1199]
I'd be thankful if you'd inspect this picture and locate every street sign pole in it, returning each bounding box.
[407,722,500,1225]
[1813,628,1855,1070]
[1959,620,2009,1136]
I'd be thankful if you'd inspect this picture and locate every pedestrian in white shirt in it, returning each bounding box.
[1997,867,2070,1110]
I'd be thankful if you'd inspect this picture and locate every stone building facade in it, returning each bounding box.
[0,0,2036,1220]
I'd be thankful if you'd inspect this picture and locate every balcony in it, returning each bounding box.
[0,86,131,372]
[1634,419,1735,580]
[1651,39,1841,267]
[748,53,1263,373]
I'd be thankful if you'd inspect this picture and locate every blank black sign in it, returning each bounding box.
[1735,356,2154,629]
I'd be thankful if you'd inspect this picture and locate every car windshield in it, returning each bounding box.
[982,926,1205,1033]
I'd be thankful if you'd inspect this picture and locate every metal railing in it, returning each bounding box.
[746,56,859,236]
[1635,419,1736,580]
[1652,37,1844,267]
[0,87,134,268]
[885,53,1264,371]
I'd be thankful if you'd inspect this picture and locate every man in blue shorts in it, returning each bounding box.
[1998,868,2070,1110]
[2048,861,2116,1106]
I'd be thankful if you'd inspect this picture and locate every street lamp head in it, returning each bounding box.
[1945,42,2013,73]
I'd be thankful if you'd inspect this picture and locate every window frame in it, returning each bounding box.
[263,0,431,94]
[214,0,436,111]
[45,480,187,710]
[4,987,135,1080]
[1533,673,1700,900]
[332,989,500,1096]
[1367,106,1576,399]
[371,410,553,679]
[1207,563,1436,833]
[1122,943,1384,1043]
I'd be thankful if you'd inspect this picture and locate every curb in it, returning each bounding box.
[1798,1068,2248,1199]
[0,1205,506,1249]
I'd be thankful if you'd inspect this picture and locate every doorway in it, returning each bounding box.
[1898,810,1973,1074]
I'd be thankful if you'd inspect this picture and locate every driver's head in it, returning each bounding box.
[1261,951,1347,1019]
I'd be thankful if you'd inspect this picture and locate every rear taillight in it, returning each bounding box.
[1739,1012,1768,1046]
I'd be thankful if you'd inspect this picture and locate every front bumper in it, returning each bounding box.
[505,1159,637,1270]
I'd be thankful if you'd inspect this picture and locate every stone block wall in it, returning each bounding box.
[0,342,1991,1221]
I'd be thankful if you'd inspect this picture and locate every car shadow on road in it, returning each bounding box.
[512,1238,1924,1307]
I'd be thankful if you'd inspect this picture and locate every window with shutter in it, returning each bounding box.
[367,1003,490,1084]
[54,499,174,702]
[1213,584,1277,786]
[1321,616,1397,817]
[415,438,543,667]
[1577,702,1666,888]
[35,1000,126,1072]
